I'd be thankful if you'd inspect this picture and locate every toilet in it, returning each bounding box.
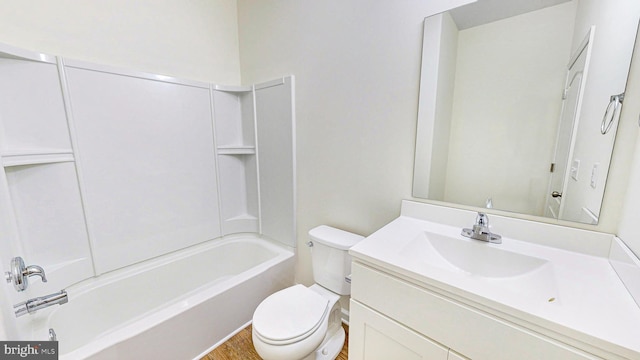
[252,225,364,360]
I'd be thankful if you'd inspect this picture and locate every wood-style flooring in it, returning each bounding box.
[201,323,349,360]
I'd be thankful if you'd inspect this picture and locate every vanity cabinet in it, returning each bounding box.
[349,262,599,360]
[350,301,465,360]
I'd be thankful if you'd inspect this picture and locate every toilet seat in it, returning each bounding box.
[253,285,330,345]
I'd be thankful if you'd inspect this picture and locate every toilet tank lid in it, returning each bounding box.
[308,225,364,250]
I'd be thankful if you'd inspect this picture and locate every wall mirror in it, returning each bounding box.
[413,0,640,224]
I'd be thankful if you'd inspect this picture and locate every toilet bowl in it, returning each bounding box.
[251,226,363,360]
[252,284,343,360]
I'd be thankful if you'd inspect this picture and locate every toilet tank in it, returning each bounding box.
[308,225,364,295]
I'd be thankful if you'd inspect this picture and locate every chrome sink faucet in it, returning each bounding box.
[462,212,502,244]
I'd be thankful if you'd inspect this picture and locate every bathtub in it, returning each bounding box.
[27,235,294,360]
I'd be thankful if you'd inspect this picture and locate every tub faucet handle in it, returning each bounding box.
[5,256,47,292]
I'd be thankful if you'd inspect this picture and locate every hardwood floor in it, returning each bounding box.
[202,323,349,360]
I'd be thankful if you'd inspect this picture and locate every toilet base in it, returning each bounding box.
[302,322,345,360]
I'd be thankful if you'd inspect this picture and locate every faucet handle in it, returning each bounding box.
[5,257,47,292]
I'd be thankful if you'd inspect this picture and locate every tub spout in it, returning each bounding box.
[14,290,68,317]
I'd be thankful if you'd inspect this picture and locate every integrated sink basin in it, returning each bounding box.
[413,231,548,278]
[392,227,560,306]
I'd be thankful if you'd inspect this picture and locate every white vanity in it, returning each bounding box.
[348,201,640,360]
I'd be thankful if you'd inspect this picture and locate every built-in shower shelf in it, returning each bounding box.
[217,146,256,155]
[223,215,259,234]
[1,149,75,167]
[213,85,260,236]
[226,213,258,222]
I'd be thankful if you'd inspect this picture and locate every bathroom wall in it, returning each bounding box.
[237,0,474,285]
[618,126,640,257]
[616,26,640,258]
[0,0,241,84]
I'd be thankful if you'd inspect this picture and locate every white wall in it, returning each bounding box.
[616,24,640,257]
[237,0,474,286]
[0,0,241,84]
[444,2,576,215]
[618,124,640,257]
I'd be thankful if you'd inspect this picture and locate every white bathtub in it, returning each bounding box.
[28,235,294,360]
